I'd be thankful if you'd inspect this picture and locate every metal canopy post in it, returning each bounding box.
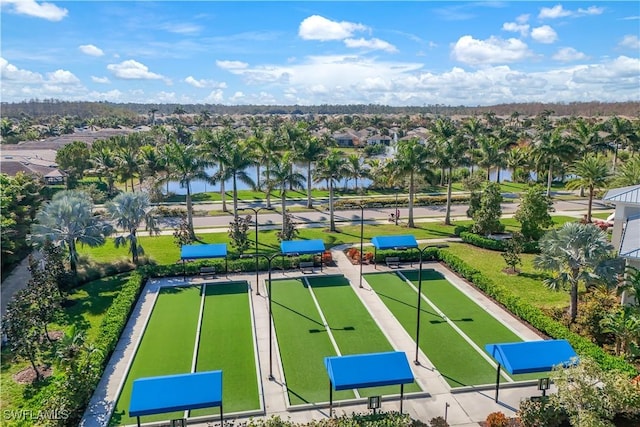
[400,384,404,414]
[220,403,223,426]
[494,363,501,402]
[329,380,333,418]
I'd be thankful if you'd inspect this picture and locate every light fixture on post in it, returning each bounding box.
[358,204,365,288]
[240,206,273,295]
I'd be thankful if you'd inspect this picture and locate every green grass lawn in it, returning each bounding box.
[440,243,568,309]
[270,278,353,405]
[306,276,421,397]
[190,282,260,416]
[364,272,499,387]
[111,286,202,426]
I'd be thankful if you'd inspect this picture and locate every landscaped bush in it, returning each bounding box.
[333,194,471,210]
[459,231,539,254]
[244,412,434,427]
[517,397,568,427]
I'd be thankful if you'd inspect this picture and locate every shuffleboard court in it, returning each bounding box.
[111,286,202,426]
[401,269,543,382]
[190,282,260,417]
[364,272,499,387]
[306,276,421,397]
[270,279,353,405]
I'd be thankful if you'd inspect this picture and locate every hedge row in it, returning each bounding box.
[433,249,637,376]
[334,193,470,209]
[459,231,539,253]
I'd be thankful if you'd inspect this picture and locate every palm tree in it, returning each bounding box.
[90,145,117,195]
[30,190,111,274]
[105,192,160,264]
[344,153,369,194]
[269,152,305,237]
[388,138,430,227]
[295,136,327,208]
[210,127,237,212]
[565,154,610,223]
[534,222,614,323]
[606,116,637,172]
[476,134,502,182]
[314,149,347,232]
[115,142,142,192]
[163,141,208,239]
[259,130,283,208]
[220,141,256,218]
[429,118,466,225]
[532,128,578,197]
[612,155,640,187]
[599,306,640,357]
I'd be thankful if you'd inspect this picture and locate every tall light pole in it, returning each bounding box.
[241,207,273,295]
[358,204,365,288]
[414,244,448,365]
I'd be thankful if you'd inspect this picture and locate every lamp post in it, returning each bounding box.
[241,207,273,295]
[414,244,448,365]
[358,204,365,288]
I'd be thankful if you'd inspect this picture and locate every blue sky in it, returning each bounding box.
[1,1,639,106]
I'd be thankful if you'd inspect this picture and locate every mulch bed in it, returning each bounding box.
[13,365,53,384]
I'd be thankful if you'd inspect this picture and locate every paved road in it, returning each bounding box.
[179,197,612,229]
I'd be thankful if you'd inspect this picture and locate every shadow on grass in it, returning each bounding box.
[272,300,324,328]
[374,291,441,318]
[305,276,350,288]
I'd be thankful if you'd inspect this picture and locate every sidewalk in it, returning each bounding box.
[82,237,550,427]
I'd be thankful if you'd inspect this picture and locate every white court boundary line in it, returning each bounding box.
[303,277,361,399]
[397,271,514,383]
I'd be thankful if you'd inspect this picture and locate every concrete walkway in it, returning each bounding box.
[82,237,552,427]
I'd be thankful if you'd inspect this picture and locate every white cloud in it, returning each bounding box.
[79,44,104,57]
[531,25,558,44]
[1,0,67,21]
[620,35,640,50]
[298,15,367,41]
[577,6,604,16]
[552,47,587,62]
[107,60,165,80]
[502,22,530,37]
[47,69,80,84]
[539,5,572,19]
[184,76,227,89]
[343,38,398,53]
[205,89,224,103]
[87,89,122,101]
[161,23,202,35]
[216,60,249,70]
[451,35,532,65]
[0,57,43,82]
[91,76,110,84]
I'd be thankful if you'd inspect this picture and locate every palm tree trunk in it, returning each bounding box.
[219,162,227,212]
[612,142,619,173]
[131,177,135,192]
[265,165,272,208]
[256,164,261,191]
[486,167,491,181]
[445,167,453,225]
[233,174,238,219]
[306,161,313,209]
[186,183,195,239]
[546,166,553,197]
[69,239,78,274]
[587,185,594,223]
[496,168,501,184]
[570,270,579,323]
[329,180,336,232]
[131,231,138,264]
[281,185,287,236]
[408,172,415,228]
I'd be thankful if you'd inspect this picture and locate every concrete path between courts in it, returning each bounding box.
[83,237,553,427]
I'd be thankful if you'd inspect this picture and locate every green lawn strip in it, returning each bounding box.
[110,286,202,426]
[270,278,354,405]
[190,282,260,416]
[306,276,421,397]
[364,272,498,388]
[401,270,541,382]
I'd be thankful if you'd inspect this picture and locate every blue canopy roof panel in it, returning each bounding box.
[485,340,578,375]
[280,239,326,255]
[181,243,227,260]
[325,351,414,391]
[371,235,418,250]
[129,370,222,417]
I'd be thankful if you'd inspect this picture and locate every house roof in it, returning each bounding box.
[603,185,640,205]
[620,213,640,260]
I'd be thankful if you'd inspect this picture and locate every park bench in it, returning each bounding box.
[199,266,216,278]
[299,261,314,274]
[385,257,400,269]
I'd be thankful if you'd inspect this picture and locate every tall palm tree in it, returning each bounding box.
[387,138,430,228]
[115,142,142,192]
[105,192,160,263]
[295,136,327,208]
[600,306,640,357]
[505,145,532,183]
[429,118,466,225]
[612,155,640,187]
[476,134,503,182]
[221,141,256,218]
[259,130,283,208]
[30,190,111,275]
[534,222,614,323]
[163,140,208,239]
[565,154,610,223]
[314,149,347,232]
[606,116,637,172]
[90,145,117,195]
[269,152,305,237]
[210,127,237,212]
[344,153,369,194]
[532,128,578,197]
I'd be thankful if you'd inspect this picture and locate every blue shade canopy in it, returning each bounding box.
[129,371,222,417]
[181,244,227,260]
[280,239,326,255]
[485,340,578,375]
[371,235,418,250]
[324,352,414,391]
